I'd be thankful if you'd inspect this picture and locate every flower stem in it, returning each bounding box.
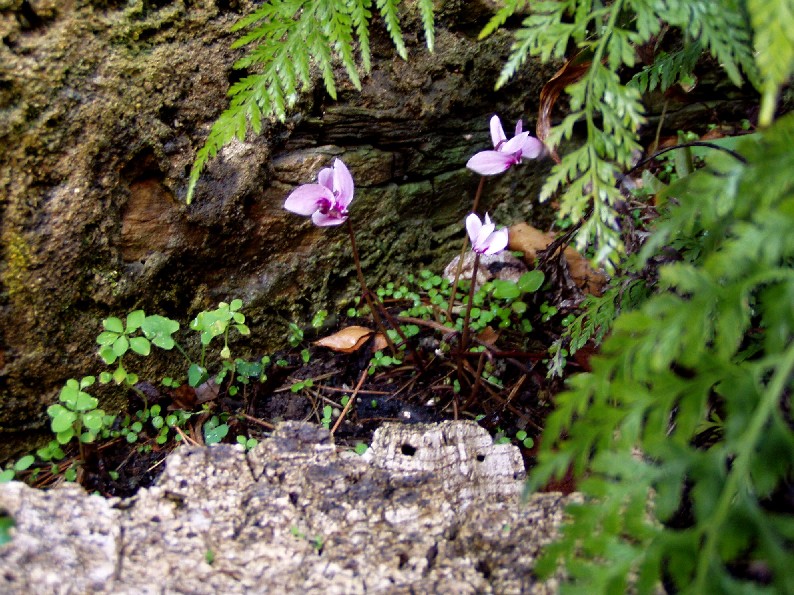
[446,177,486,319]
[460,251,480,353]
[346,220,390,341]
[346,221,425,370]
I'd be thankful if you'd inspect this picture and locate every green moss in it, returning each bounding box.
[2,230,33,303]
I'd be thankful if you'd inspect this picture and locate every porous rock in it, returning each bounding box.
[0,421,571,593]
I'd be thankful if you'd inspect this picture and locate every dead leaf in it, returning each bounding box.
[537,57,591,163]
[314,326,374,353]
[170,384,199,410]
[509,223,606,296]
[476,326,500,349]
[371,333,389,352]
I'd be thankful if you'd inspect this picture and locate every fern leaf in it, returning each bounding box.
[348,0,373,72]
[479,0,528,40]
[748,0,794,125]
[417,0,435,52]
[376,0,407,60]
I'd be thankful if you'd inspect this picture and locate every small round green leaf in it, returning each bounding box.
[141,315,180,349]
[126,309,146,332]
[112,335,129,357]
[14,455,35,471]
[73,391,98,412]
[492,280,521,300]
[518,270,545,293]
[83,410,104,431]
[99,346,119,365]
[103,317,124,333]
[129,336,151,356]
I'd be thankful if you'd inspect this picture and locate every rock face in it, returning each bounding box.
[0,0,556,443]
[0,421,571,593]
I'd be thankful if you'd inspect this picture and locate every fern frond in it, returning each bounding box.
[479,0,529,40]
[661,0,756,86]
[416,0,435,52]
[629,43,702,93]
[348,0,373,72]
[748,0,794,126]
[375,0,407,60]
[188,0,436,203]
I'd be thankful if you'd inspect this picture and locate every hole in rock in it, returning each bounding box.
[400,443,416,457]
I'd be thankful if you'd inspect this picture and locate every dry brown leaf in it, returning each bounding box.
[314,326,374,353]
[537,57,591,164]
[371,333,389,352]
[509,222,607,296]
[476,326,500,349]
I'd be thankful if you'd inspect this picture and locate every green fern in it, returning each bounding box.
[486,0,759,266]
[748,0,794,125]
[629,43,702,93]
[531,113,794,595]
[186,0,435,204]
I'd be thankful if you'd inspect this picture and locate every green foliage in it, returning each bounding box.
[203,414,230,445]
[530,115,794,594]
[47,377,111,446]
[484,0,758,265]
[187,0,435,203]
[97,310,180,386]
[749,0,794,125]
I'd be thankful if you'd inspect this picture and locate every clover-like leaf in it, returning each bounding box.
[126,309,146,333]
[103,317,124,333]
[96,330,120,346]
[112,335,129,357]
[141,315,180,349]
[82,410,105,432]
[49,405,77,433]
[188,364,208,388]
[72,390,98,412]
[56,428,76,445]
[129,336,151,356]
[99,345,119,365]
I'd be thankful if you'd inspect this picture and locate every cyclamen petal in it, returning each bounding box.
[331,158,355,208]
[468,114,544,176]
[465,213,482,244]
[317,167,334,191]
[312,211,346,227]
[284,158,356,226]
[483,228,509,255]
[519,135,544,159]
[466,212,509,255]
[501,132,532,156]
[284,184,334,216]
[490,115,507,148]
[466,151,516,176]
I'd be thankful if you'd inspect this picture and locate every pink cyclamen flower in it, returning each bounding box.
[466,212,509,255]
[466,115,544,176]
[284,158,355,226]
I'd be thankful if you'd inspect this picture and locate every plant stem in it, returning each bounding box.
[447,177,486,318]
[460,251,480,352]
[346,220,398,355]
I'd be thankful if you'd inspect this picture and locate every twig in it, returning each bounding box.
[238,412,276,430]
[174,424,200,446]
[331,369,368,435]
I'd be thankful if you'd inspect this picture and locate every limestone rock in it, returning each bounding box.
[0,421,571,593]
